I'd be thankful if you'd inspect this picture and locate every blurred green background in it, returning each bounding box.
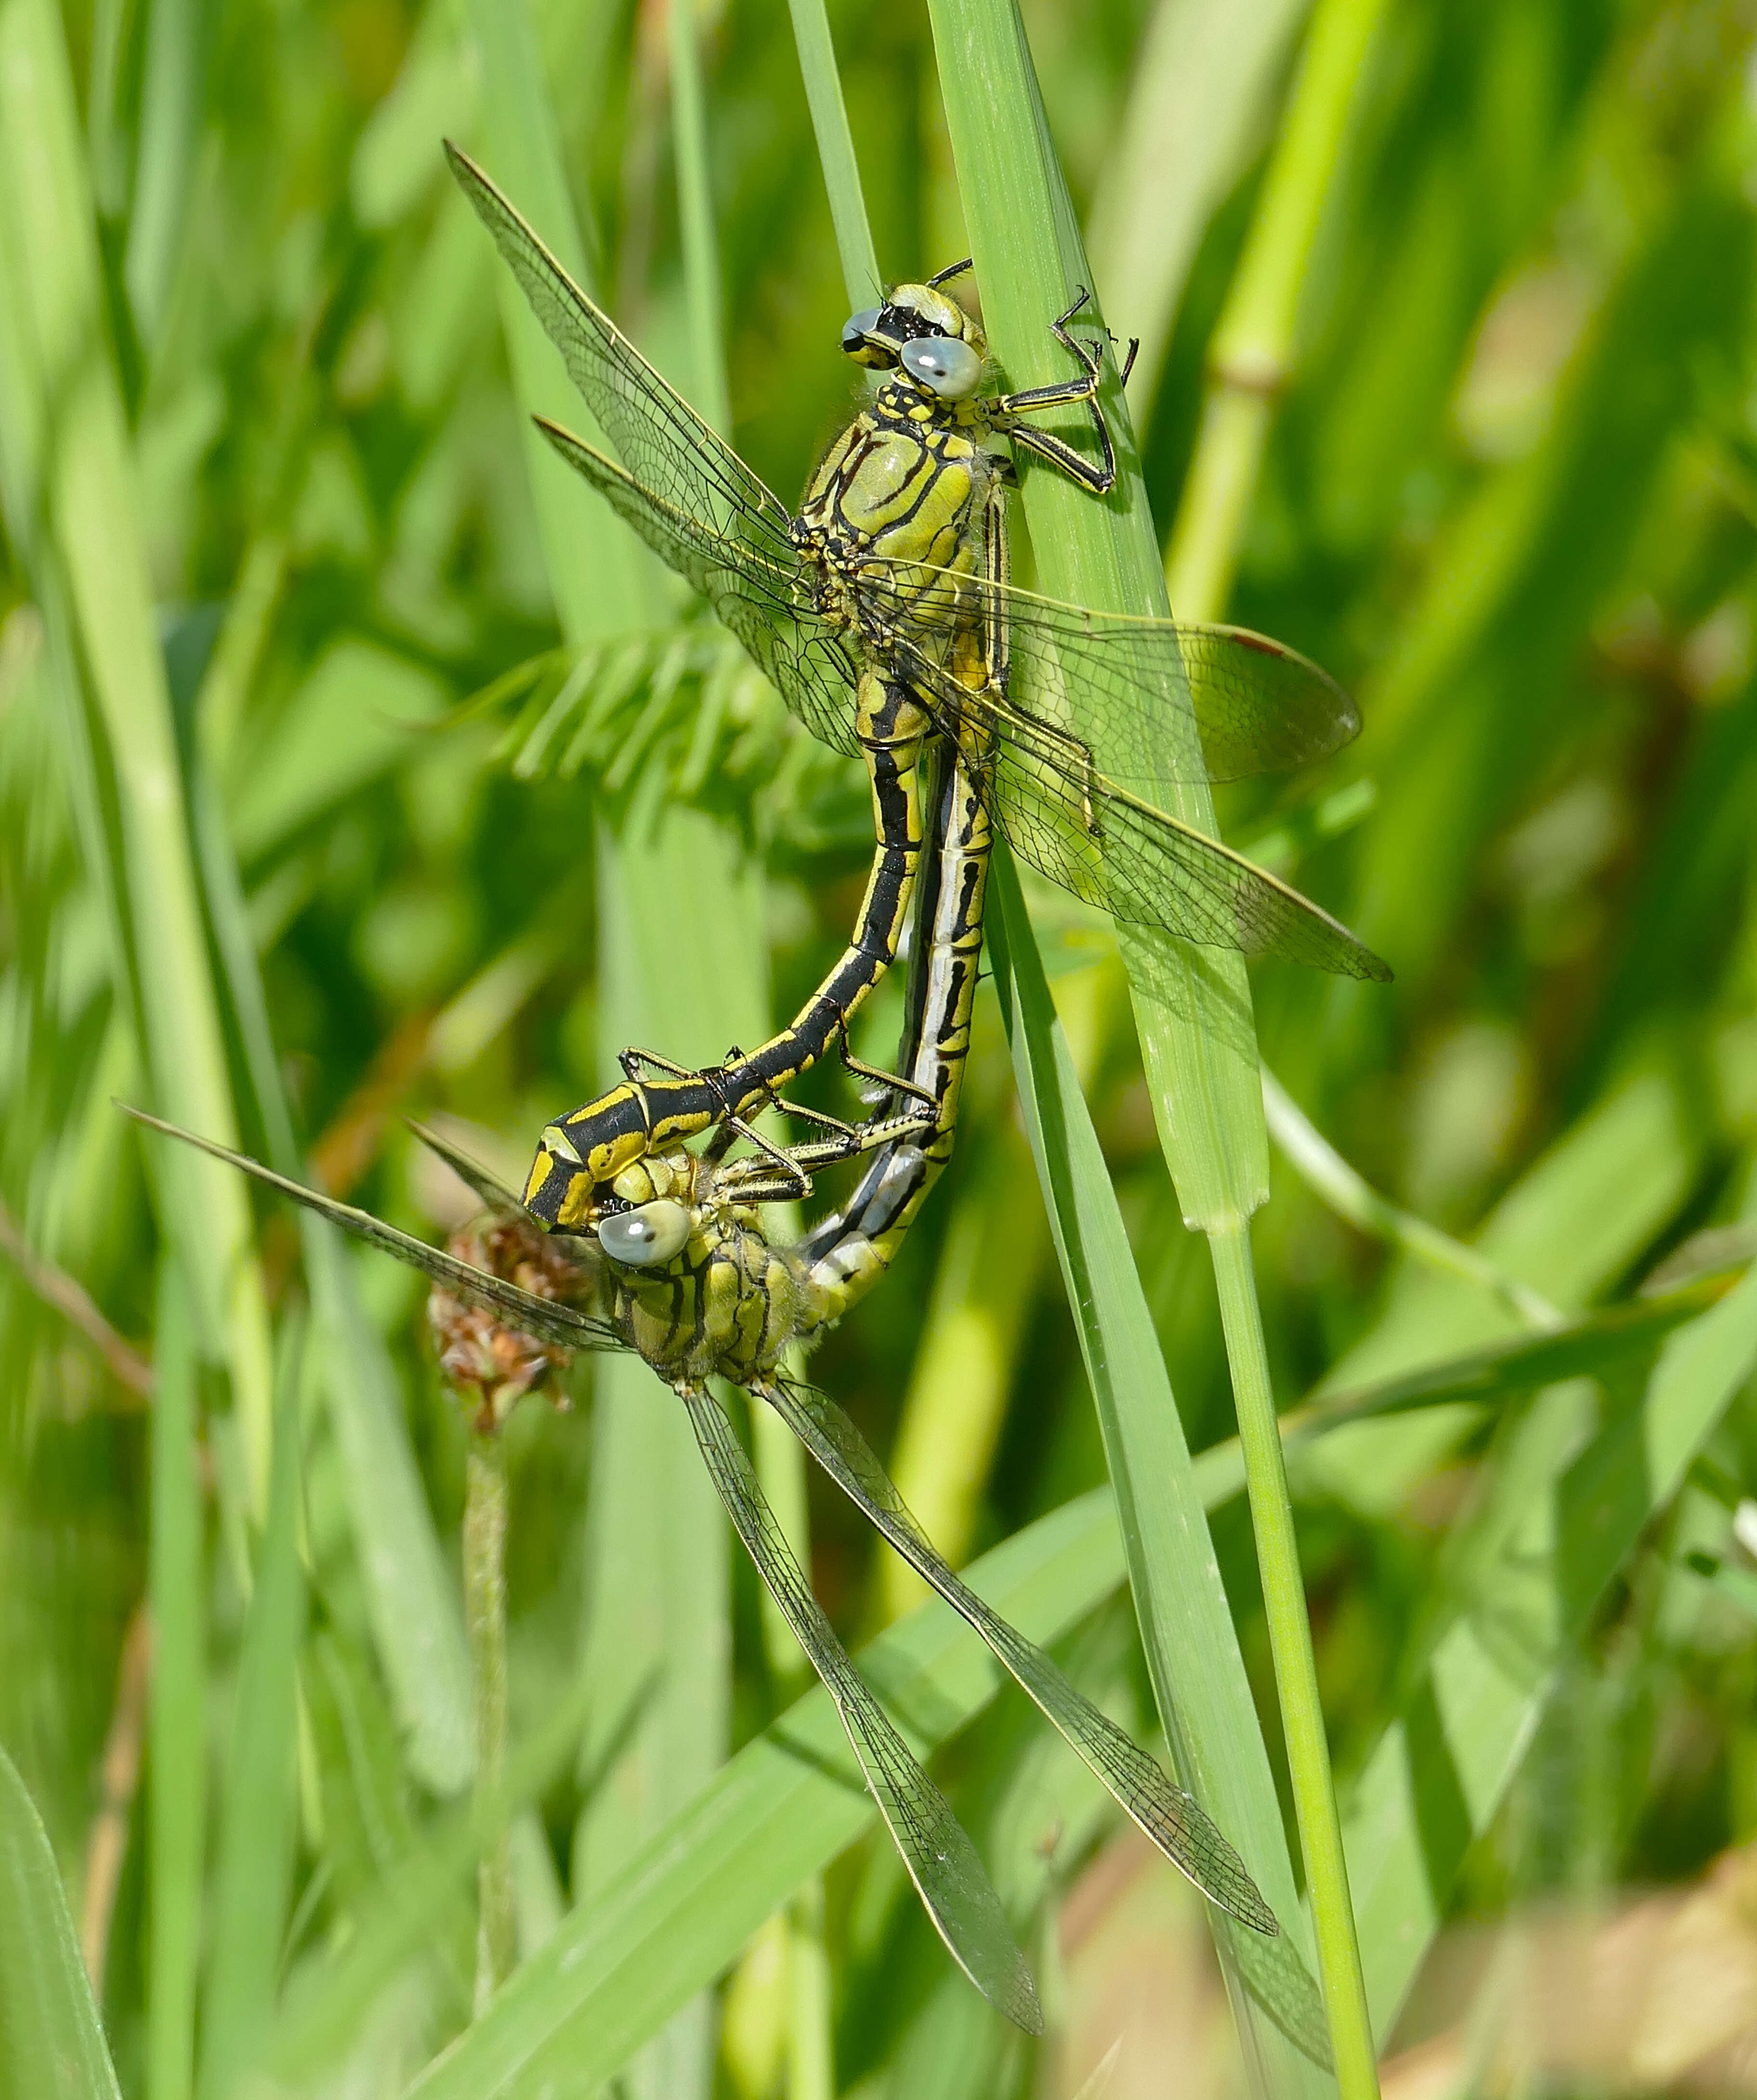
[4,0,1757,2092]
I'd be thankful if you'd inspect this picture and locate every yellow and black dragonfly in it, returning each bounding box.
[443,147,1388,1236]
[120,734,1293,2031]
[120,1093,1280,2031]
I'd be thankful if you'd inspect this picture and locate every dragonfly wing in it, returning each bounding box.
[877,638,1389,978]
[447,146,796,563]
[983,724,1391,978]
[1178,623,1361,780]
[404,1118,531,1219]
[855,563,1361,783]
[680,1386,1042,2035]
[536,421,861,758]
[760,1378,1279,1936]
[122,1108,618,1353]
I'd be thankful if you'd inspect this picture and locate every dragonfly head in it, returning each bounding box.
[534,1146,707,1271]
[841,279,987,402]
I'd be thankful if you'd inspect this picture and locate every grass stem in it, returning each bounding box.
[786,0,880,305]
[786,1878,834,2100]
[667,0,731,434]
[1165,0,1390,615]
[145,1265,202,2100]
[465,1436,516,2010]
[1211,1222,1377,2099]
[1262,1070,1562,1328]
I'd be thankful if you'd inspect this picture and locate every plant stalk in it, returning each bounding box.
[786,1877,834,2100]
[465,1436,516,2010]
[1165,0,1390,616]
[1154,2,1393,2085]
[786,0,880,304]
[1212,1222,1377,2098]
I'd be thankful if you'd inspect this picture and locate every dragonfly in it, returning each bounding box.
[120,735,1292,2034]
[117,1121,1278,2030]
[442,146,1390,1238]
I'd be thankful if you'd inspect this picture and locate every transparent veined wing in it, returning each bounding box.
[535,421,863,759]
[680,1387,1044,2035]
[852,558,1363,785]
[447,145,797,567]
[878,630,1391,980]
[404,1117,535,1218]
[759,1376,1279,1936]
[122,1109,620,1354]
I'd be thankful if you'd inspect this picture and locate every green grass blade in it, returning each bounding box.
[0,0,275,1508]
[402,1489,1132,2100]
[0,1741,125,2100]
[987,856,1327,2083]
[463,14,765,2088]
[1261,1070,1561,1328]
[1210,1218,1372,2091]
[146,1261,205,2100]
[124,0,207,345]
[461,0,649,642]
[1164,0,1391,619]
[1344,1205,1757,2037]
[667,0,731,436]
[191,755,474,1800]
[263,1681,594,2087]
[198,1356,305,2100]
[1086,0,1314,430]
[923,1,1382,2084]
[1300,1061,1704,1514]
[786,0,880,305]
[1187,1272,1742,1511]
[879,1113,1052,1625]
[924,0,1264,1235]
[573,828,752,2092]
[464,1437,515,2006]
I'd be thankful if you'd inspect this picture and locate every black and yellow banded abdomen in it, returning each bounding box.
[523,676,935,1228]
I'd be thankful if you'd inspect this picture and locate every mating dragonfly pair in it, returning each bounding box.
[134,145,1385,2042]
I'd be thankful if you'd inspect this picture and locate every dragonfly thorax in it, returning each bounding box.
[796,389,998,663]
[599,1150,830,1383]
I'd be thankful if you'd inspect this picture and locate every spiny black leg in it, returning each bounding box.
[1007,422,1115,495]
[715,1105,936,1199]
[620,1044,697,1083]
[720,1114,813,1197]
[988,286,1127,495]
[836,1030,937,1113]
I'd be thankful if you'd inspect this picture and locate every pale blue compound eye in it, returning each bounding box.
[598,1198,692,1267]
[841,307,884,353]
[900,334,982,398]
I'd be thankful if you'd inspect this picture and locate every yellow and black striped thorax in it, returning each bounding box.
[800,380,996,580]
[796,381,1000,684]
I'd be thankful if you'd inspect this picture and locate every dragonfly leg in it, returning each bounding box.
[708,1113,814,1196]
[834,1025,937,1117]
[989,287,1124,495]
[619,1043,697,1083]
[713,1095,936,1205]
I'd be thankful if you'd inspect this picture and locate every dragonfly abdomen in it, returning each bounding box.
[522,675,937,1228]
[799,737,994,1321]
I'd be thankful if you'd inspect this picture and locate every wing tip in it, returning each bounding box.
[442,138,489,198]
